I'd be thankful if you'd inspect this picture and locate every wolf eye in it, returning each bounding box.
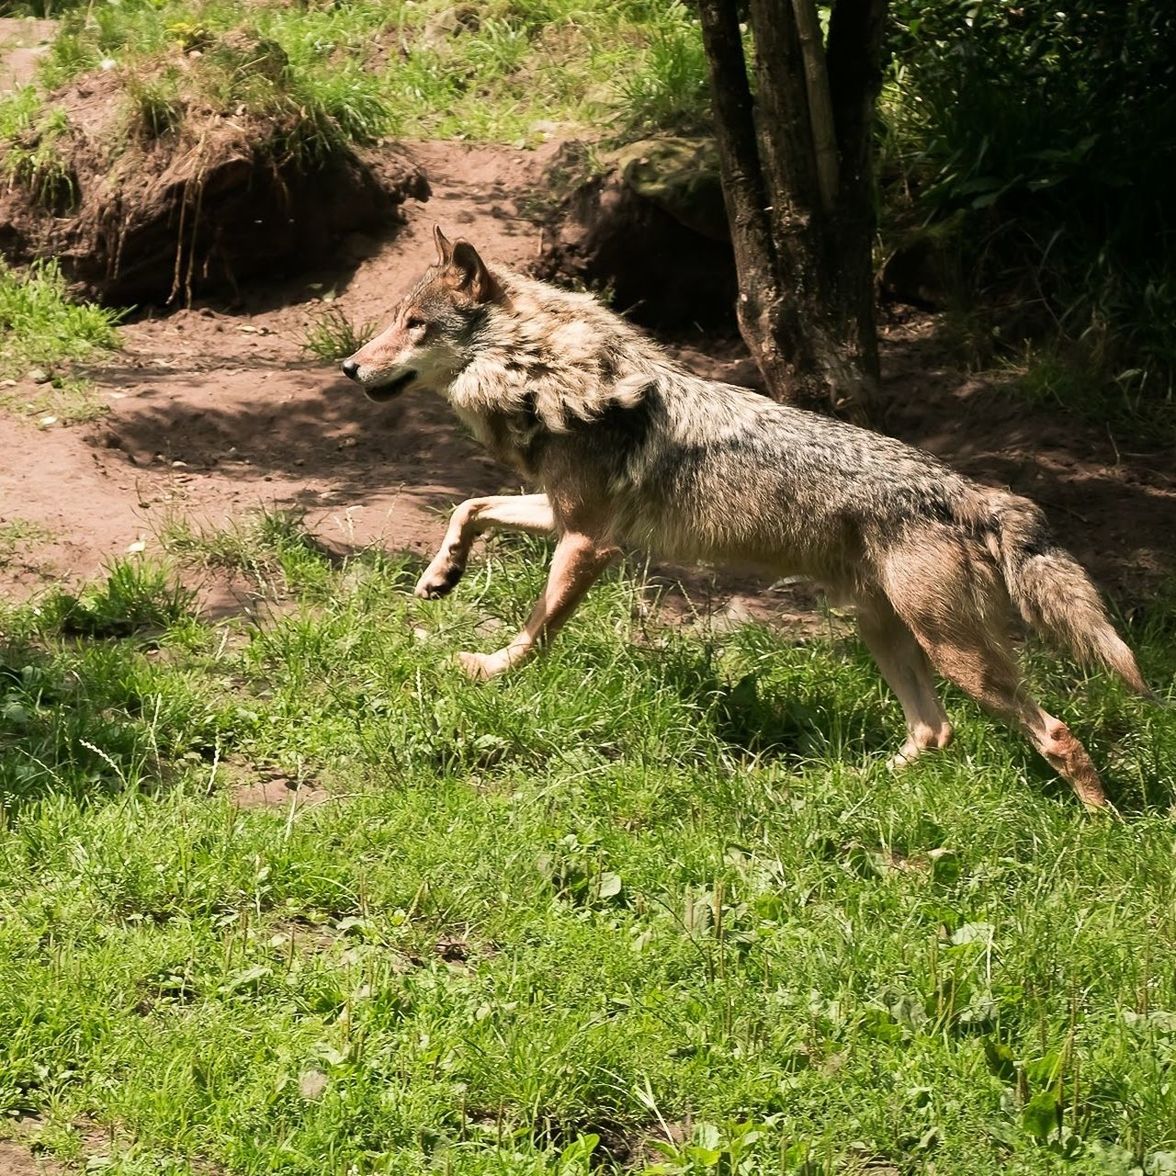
[405,316,427,331]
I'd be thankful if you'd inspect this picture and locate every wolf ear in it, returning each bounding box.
[433,224,454,266]
[448,239,500,303]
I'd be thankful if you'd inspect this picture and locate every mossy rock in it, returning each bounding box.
[608,137,727,242]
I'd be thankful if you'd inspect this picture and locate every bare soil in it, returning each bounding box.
[1,138,1173,625]
[0,1141,61,1176]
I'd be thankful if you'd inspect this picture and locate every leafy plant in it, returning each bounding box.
[882,1,1176,409]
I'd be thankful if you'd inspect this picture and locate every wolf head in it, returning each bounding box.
[340,226,501,401]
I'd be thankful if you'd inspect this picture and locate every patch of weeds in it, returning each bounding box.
[161,509,338,599]
[0,518,51,559]
[302,305,375,362]
[2,374,108,425]
[17,0,719,148]
[0,259,122,392]
[43,19,393,167]
[0,91,77,210]
[615,2,710,134]
[42,558,196,638]
[122,67,184,141]
[1011,341,1176,444]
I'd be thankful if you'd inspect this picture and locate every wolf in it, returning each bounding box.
[340,226,1151,808]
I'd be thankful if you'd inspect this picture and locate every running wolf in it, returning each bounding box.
[340,227,1150,808]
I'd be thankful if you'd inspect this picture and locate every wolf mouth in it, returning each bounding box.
[364,370,417,402]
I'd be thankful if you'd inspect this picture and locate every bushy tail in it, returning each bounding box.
[978,491,1152,696]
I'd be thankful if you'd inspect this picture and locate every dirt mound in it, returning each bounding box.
[0,35,428,306]
[536,138,737,329]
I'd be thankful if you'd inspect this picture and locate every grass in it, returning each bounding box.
[302,306,376,363]
[1,516,1174,1174]
[0,258,121,420]
[0,518,51,560]
[0,90,76,210]
[7,0,710,147]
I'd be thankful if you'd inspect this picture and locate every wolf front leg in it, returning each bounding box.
[415,494,555,599]
[457,530,618,680]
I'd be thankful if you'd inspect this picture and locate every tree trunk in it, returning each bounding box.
[698,0,888,421]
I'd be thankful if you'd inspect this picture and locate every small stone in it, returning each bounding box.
[28,367,51,384]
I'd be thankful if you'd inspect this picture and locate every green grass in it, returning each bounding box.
[0,518,51,559]
[10,0,710,147]
[1,519,1174,1175]
[0,258,121,420]
[302,306,377,364]
[1008,343,1176,445]
[0,90,76,210]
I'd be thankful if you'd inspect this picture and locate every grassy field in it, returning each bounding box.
[1,519,1174,1175]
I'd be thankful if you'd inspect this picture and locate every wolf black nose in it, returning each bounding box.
[341,358,360,381]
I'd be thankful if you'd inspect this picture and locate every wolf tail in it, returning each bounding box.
[972,491,1151,696]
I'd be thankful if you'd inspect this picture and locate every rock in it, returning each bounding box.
[535,137,737,330]
[610,137,728,242]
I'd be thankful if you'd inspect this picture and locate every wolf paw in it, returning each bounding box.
[455,650,503,681]
[886,724,954,771]
[415,560,464,599]
[885,744,923,771]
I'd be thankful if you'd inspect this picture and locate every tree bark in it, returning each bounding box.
[698,0,888,421]
[695,0,792,396]
[791,0,840,214]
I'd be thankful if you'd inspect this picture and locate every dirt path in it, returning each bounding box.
[0,142,554,601]
[0,17,55,93]
[1,139,1174,614]
[0,1140,62,1176]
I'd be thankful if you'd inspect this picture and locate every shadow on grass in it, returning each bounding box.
[0,638,173,813]
[652,639,896,764]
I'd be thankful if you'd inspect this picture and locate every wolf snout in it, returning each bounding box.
[340,357,360,381]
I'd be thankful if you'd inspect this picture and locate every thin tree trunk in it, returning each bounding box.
[698,0,888,421]
[696,0,791,395]
[825,0,889,414]
[791,0,840,214]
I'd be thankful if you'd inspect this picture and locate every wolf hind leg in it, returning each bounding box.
[881,535,1109,808]
[416,493,554,599]
[916,626,1107,809]
[457,530,617,680]
[856,596,953,768]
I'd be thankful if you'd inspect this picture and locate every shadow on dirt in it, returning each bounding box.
[86,302,1176,606]
[91,365,507,512]
[877,315,1176,602]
